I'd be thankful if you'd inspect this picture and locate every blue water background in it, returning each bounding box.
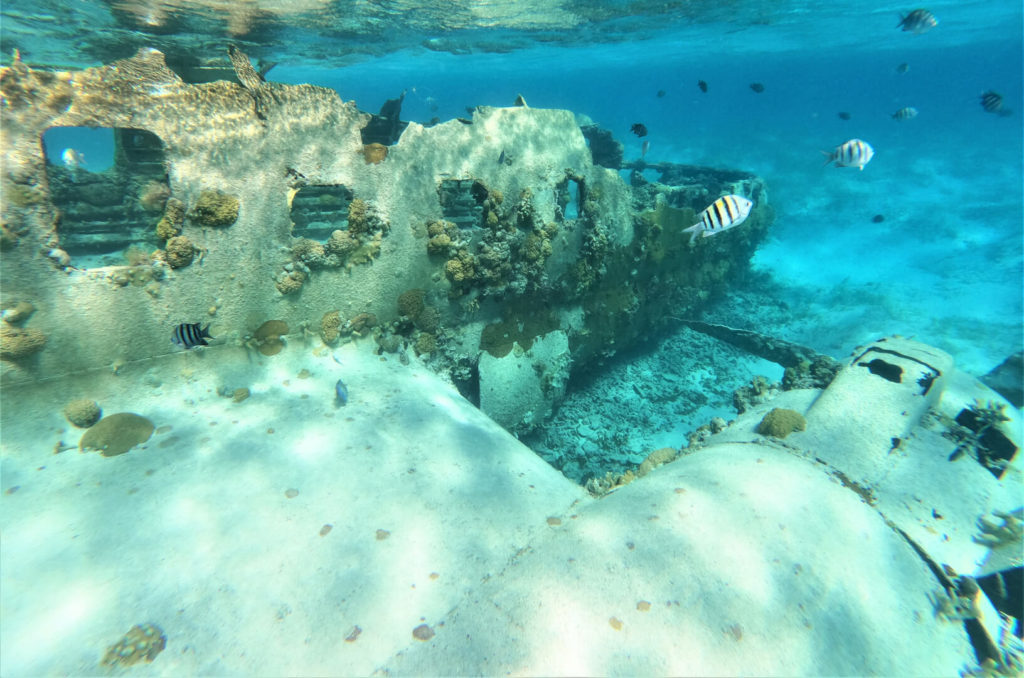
[274,34,1022,373]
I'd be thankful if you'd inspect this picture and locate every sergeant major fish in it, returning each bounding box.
[979,91,1011,116]
[684,195,754,245]
[897,9,937,34]
[980,90,1003,113]
[172,322,212,350]
[823,138,874,170]
[891,106,918,120]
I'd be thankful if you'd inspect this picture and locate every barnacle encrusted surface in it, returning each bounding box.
[101,623,166,668]
[79,412,155,456]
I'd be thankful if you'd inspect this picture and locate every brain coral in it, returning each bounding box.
[0,324,46,359]
[1,300,35,325]
[756,408,807,438]
[254,319,289,355]
[275,271,305,295]
[321,310,341,345]
[164,235,195,268]
[414,332,437,355]
[80,412,155,456]
[398,288,426,319]
[191,190,239,227]
[415,305,440,332]
[64,398,101,428]
[291,238,327,266]
[325,230,358,256]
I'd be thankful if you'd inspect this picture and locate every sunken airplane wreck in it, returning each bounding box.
[2,45,1022,678]
[0,45,769,432]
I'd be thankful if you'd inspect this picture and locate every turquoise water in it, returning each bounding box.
[2,1,1023,675]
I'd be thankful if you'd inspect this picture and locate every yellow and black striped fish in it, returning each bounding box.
[823,138,874,170]
[172,323,212,350]
[685,195,754,245]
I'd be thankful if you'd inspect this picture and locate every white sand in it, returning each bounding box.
[1,336,1013,676]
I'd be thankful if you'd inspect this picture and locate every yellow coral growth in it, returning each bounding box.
[637,447,677,477]
[346,198,369,234]
[321,310,341,345]
[164,236,195,268]
[191,190,239,227]
[276,271,305,295]
[156,197,185,240]
[756,408,807,438]
[414,332,437,355]
[362,143,388,164]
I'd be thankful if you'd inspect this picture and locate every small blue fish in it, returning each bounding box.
[334,379,348,407]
